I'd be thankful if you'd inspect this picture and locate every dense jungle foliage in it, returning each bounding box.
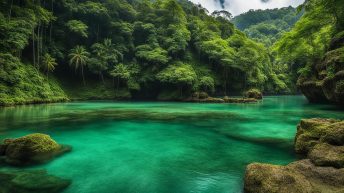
[0,0,291,105]
[0,0,343,105]
[273,0,344,104]
[232,7,303,47]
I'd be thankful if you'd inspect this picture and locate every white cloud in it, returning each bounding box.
[189,0,305,16]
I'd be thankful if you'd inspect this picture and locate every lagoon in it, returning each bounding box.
[0,96,343,193]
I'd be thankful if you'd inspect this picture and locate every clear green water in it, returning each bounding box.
[0,96,343,193]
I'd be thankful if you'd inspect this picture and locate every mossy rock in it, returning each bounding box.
[308,143,344,168]
[198,97,224,103]
[295,118,344,154]
[298,81,328,103]
[244,159,344,193]
[322,71,344,105]
[223,96,257,103]
[244,89,263,100]
[244,161,313,193]
[0,169,71,193]
[1,133,71,165]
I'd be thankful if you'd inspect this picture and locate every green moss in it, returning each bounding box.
[295,119,344,154]
[308,143,344,168]
[2,133,70,165]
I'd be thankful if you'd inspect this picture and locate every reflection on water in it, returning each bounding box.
[0,96,343,193]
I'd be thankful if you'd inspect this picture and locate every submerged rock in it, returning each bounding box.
[244,118,344,193]
[244,89,263,100]
[244,159,344,193]
[1,133,71,165]
[0,169,71,193]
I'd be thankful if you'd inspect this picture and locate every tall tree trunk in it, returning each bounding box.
[8,0,13,21]
[100,72,105,85]
[81,65,86,86]
[96,24,100,41]
[32,27,36,67]
[180,85,183,98]
[37,24,40,68]
[49,0,54,41]
[224,68,228,96]
[117,77,120,91]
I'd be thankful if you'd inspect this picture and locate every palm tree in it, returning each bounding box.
[41,53,57,79]
[69,45,89,86]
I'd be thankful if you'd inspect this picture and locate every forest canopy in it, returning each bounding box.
[0,0,293,104]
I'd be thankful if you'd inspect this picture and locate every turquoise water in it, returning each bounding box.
[0,96,343,193]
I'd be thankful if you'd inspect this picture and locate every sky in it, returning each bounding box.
[189,0,305,16]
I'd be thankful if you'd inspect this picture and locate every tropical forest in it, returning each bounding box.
[0,0,343,192]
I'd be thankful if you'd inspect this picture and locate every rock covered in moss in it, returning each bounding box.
[1,133,71,165]
[0,169,71,193]
[298,80,329,103]
[244,159,344,193]
[244,89,263,100]
[223,97,258,103]
[295,118,344,154]
[323,71,344,105]
[308,143,344,168]
[244,118,344,193]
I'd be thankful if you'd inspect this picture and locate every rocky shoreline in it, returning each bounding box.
[244,118,344,193]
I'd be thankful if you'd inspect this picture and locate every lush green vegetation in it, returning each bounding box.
[0,0,291,105]
[273,0,344,104]
[1,0,343,105]
[232,6,303,47]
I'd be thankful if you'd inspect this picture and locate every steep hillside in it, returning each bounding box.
[232,6,303,46]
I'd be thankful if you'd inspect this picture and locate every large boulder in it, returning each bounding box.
[244,89,263,100]
[295,118,344,154]
[244,118,344,193]
[1,133,71,165]
[0,169,71,193]
[244,159,344,193]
